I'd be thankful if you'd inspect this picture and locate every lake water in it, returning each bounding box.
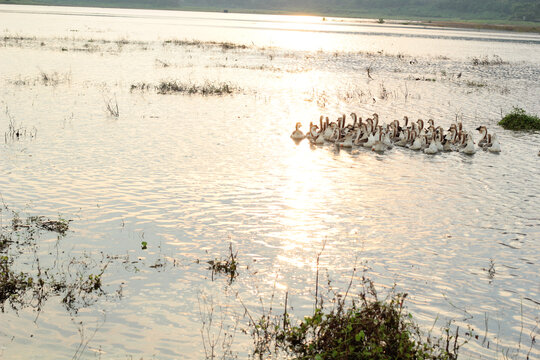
[0,4,539,359]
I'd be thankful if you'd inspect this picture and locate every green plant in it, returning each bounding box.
[141,241,148,250]
[207,243,238,283]
[499,107,540,130]
[275,283,461,359]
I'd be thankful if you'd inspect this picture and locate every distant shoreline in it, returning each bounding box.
[410,20,539,33]
[1,1,539,34]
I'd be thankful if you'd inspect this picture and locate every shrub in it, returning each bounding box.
[247,277,464,359]
[499,107,540,130]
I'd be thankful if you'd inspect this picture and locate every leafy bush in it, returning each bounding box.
[248,277,465,359]
[499,107,540,130]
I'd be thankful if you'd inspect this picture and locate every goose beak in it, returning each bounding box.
[475,126,481,131]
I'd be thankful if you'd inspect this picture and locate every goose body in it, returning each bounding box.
[487,134,501,153]
[338,132,354,148]
[409,134,425,150]
[424,138,438,154]
[461,135,476,155]
[371,133,386,153]
[290,122,305,141]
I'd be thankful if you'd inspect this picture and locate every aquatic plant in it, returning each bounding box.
[499,107,540,130]
[162,39,247,51]
[155,80,236,95]
[3,106,37,143]
[206,243,239,283]
[0,208,117,314]
[244,276,465,360]
[21,215,71,235]
[471,55,506,66]
[104,95,120,117]
[132,80,236,95]
[465,80,487,88]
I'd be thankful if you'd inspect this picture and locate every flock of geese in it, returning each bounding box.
[290,113,501,154]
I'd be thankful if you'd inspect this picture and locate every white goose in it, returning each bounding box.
[487,134,501,153]
[371,132,386,153]
[476,126,489,146]
[461,133,477,155]
[424,135,439,154]
[290,122,305,141]
[409,132,425,150]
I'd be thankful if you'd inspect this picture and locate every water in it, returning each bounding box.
[0,4,539,359]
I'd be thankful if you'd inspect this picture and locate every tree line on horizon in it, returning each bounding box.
[2,0,539,21]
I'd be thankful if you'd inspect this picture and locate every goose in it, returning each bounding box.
[403,116,410,130]
[409,132,425,150]
[443,129,456,151]
[290,122,305,141]
[306,124,319,141]
[461,134,476,155]
[372,113,379,130]
[363,126,381,148]
[395,128,410,147]
[416,119,425,135]
[313,132,325,145]
[476,126,488,146]
[487,134,501,153]
[354,124,369,145]
[382,129,394,148]
[371,132,386,153]
[434,128,444,151]
[323,122,337,141]
[337,131,355,148]
[424,135,438,154]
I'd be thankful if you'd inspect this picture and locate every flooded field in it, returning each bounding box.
[0,4,539,359]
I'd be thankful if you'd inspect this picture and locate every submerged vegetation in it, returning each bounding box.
[499,107,540,130]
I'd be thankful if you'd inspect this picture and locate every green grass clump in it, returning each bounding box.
[499,107,540,130]
[156,80,235,95]
[276,293,458,359]
[247,276,465,359]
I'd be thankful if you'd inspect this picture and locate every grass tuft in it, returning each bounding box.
[471,55,506,66]
[499,107,540,130]
[246,276,465,359]
[131,80,237,95]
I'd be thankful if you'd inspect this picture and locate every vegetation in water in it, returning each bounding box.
[104,94,120,117]
[243,275,467,360]
[131,80,237,95]
[206,242,239,283]
[3,106,37,144]
[0,207,116,314]
[471,55,506,66]
[499,107,540,130]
